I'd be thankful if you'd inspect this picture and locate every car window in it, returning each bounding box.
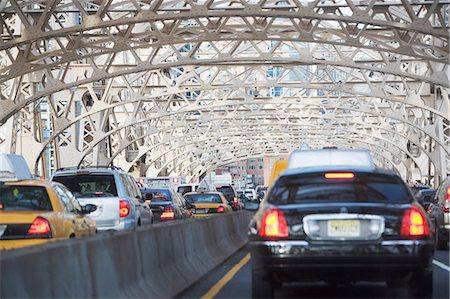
[121,174,137,198]
[172,192,183,206]
[177,186,192,195]
[143,190,171,202]
[58,184,82,212]
[53,174,118,197]
[269,173,413,204]
[53,184,77,213]
[0,185,53,211]
[216,186,235,201]
[185,194,222,204]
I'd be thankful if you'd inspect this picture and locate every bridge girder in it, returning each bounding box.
[0,0,448,184]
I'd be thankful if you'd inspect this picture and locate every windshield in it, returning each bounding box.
[177,186,193,195]
[53,174,118,198]
[0,185,53,211]
[216,186,235,201]
[143,190,171,202]
[185,194,222,204]
[269,172,413,204]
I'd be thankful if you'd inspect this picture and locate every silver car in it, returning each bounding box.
[51,166,153,231]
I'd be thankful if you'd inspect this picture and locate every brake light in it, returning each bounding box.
[119,200,130,218]
[401,207,429,236]
[161,206,175,220]
[217,206,225,213]
[443,187,450,213]
[324,172,355,179]
[259,209,288,238]
[28,217,52,237]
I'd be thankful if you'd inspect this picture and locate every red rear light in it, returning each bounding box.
[217,206,225,213]
[119,200,130,218]
[28,217,52,237]
[324,172,355,180]
[161,206,175,220]
[259,208,288,238]
[443,187,450,213]
[401,206,429,236]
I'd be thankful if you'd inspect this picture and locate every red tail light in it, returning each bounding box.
[259,208,288,238]
[401,206,429,236]
[119,200,130,218]
[217,206,225,213]
[443,187,450,213]
[28,217,52,237]
[161,206,175,220]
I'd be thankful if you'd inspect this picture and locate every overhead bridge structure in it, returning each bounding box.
[0,0,448,185]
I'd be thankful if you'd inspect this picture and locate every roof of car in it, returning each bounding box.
[184,191,223,196]
[52,166,125,176]
[280,165,395,178]
[141,188,173,192]
[2,179,53,188]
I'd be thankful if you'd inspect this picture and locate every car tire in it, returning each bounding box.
[407,270,433,298]
[252,272,274,298]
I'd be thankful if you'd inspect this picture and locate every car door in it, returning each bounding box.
[53,184,90,237]
[174,191,191,219]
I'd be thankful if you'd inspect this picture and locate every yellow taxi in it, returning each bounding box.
[0,179,97,250]
[183,191,233,218]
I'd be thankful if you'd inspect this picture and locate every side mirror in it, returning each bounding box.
[82,204,97,214]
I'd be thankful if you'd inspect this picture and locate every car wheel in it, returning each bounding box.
[407,270,433,298]
[252,272,274,298]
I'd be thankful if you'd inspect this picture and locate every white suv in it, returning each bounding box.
[51,166,153,231]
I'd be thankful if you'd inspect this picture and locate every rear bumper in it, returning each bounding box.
[96,218,135,232]
[250,240,434,282]
[0,239,52,250]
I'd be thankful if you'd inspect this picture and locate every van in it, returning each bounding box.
[287,149,374,170]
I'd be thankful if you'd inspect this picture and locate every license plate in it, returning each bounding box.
[194,209,207,214]
[327,220,360,237]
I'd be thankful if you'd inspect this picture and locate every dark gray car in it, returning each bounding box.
[427,177,449,249]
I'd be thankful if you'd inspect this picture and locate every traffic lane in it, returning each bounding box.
[434,249,449,265]
[179,246,449,299]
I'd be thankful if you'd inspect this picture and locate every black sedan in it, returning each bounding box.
[140,188,192,222]
[249,166,434,298]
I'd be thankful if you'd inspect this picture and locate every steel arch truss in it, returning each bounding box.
[0,0,449,184]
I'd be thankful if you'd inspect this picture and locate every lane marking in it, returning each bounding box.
[433,259,450,272]
[201,253,251,299]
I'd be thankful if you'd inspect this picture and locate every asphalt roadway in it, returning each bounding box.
[180,245,449,299]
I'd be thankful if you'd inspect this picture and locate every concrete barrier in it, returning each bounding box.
[0,211,252,298]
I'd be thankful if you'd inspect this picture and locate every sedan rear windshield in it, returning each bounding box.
[143,190,171,202]
[216,186,234,200]
[185,194,222,204]
[0,185,53,211]
[53,174,118,198]
[269,172,413,204]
